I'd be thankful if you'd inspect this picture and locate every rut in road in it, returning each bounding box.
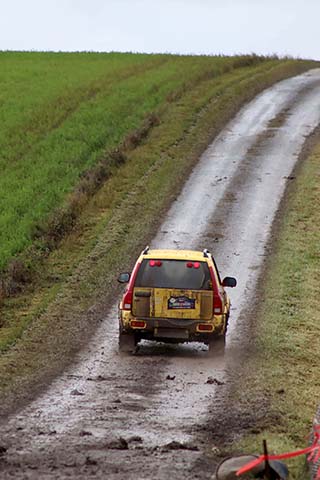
[1,69,320,480]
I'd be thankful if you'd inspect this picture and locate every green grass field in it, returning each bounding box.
[0,51,271,271]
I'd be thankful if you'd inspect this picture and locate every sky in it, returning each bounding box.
[0,0,319,60]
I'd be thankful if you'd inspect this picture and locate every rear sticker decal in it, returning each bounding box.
[168,296,195,309]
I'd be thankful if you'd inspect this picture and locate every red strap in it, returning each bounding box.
[237,429,320,477]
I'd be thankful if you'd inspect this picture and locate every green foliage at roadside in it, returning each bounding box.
[0,51,270,270]
[235,138,320,479]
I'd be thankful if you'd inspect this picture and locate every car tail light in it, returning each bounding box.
[213,294,223,314]
[131,320,146,329]
[121,260,142,311]
[198,324,214,332]
[208,265,223,314]
[122,290,132,310]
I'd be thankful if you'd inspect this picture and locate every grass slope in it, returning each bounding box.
[0,52,267,271]
[0,52,318,408]
[230,133,320,479]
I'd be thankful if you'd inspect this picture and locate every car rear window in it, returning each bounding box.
[134,259,211,290]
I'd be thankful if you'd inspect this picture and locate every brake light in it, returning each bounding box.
[209,265,223,315]
[131,320,146,329]
[122,290,132,311]
[121,260,142,311]
[149,260,162,267]
[213,294,223,314]
[186,262,200,269]
[198,324,214,332]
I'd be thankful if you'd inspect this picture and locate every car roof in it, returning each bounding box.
[141,249,210,261]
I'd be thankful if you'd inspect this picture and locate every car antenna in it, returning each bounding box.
[203,249,210,258]
[142,245,150,255]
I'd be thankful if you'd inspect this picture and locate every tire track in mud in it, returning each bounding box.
[1,69,320,480]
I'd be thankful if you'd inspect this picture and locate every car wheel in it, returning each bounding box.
[119,332,139,354]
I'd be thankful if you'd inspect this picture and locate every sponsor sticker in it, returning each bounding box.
[168,296,195,310]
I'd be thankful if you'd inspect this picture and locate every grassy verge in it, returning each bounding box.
[0,56,318,411]
[230,132,320,479]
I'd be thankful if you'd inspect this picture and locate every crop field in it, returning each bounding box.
[0,51,271,272]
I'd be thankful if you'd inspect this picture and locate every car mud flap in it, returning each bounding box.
[208,335,225,356]
[119,332,139,353]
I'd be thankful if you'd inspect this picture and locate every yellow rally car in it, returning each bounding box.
[117,247,236,353]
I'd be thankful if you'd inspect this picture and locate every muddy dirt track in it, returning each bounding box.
[1,70,320,480]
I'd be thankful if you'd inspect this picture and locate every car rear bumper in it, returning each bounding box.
[119,313,226,342]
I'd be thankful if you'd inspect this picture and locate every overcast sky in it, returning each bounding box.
[0,0,319,59]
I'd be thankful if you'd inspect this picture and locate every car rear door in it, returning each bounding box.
[132,259,213,320]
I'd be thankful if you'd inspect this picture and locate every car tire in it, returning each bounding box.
[119,332,139,354]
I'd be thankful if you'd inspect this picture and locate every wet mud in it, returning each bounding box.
[1,69,320,479]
